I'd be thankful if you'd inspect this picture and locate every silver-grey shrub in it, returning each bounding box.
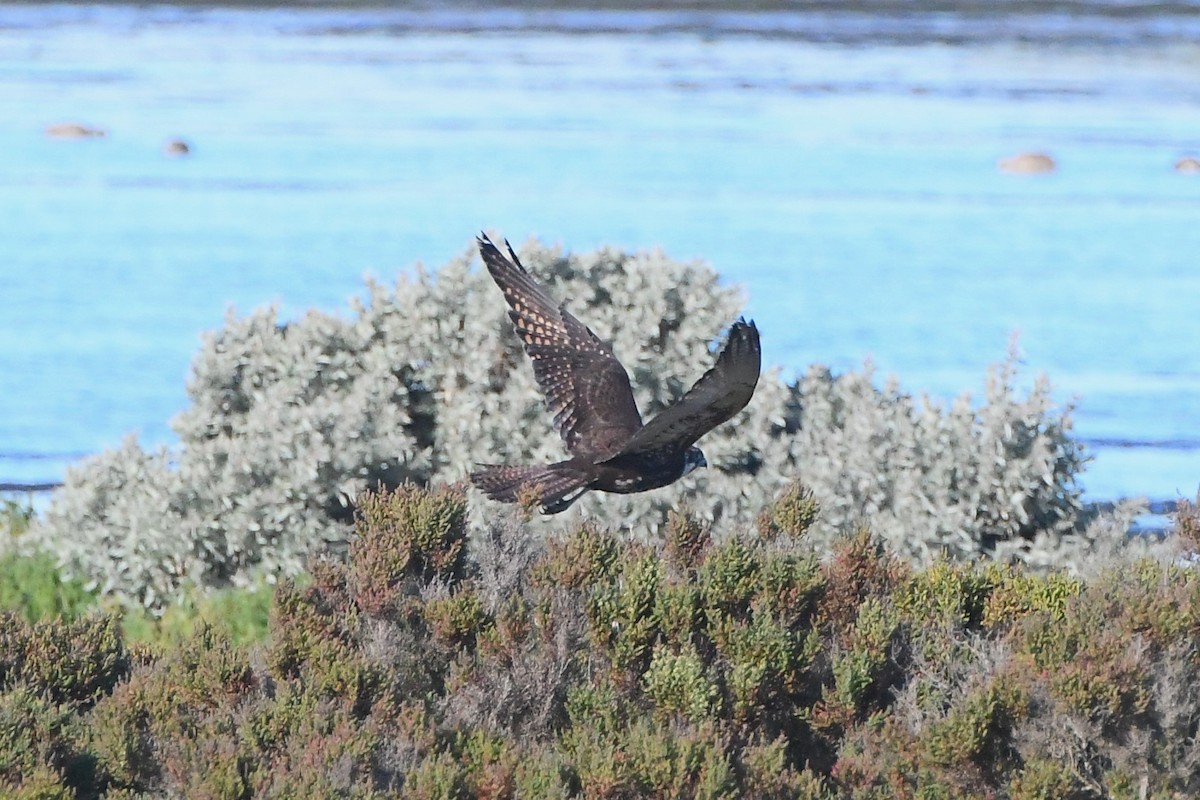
[34,237,1117,609]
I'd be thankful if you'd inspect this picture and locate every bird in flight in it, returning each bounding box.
[471,234,761,514]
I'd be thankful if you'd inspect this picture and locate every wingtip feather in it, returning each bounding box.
[477,231,531,279]
[478,233,507,270]
[727,317,760,354]
[731,316,758,336]
[504,239,526,270]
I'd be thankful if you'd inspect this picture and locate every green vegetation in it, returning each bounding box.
[0,550,96,625]
[3,495,274,650]
[2,496,33,539]
[0,498,99,624]
[117,580,276,648]
[2,484,1199,798]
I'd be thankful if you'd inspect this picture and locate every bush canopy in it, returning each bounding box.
[30,238,1139,609]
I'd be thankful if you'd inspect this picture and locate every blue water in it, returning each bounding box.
[2,3,1199,503]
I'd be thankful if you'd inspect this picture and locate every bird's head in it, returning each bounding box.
[682,446,707,477]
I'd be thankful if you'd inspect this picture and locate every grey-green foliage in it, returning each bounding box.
[33,237,1116,609]
[36,314,431,608]
[781,356,1085,563]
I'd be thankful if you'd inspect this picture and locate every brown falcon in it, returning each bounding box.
[470,233,761,514]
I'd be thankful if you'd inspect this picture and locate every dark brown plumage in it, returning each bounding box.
[471,233,761,514]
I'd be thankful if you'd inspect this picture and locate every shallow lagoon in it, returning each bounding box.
[2,3,1199,502]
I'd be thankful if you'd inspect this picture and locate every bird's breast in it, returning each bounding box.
[593,450,688,495]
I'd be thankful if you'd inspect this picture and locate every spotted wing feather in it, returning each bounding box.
[604,318,760,461]
[478,234,643,459]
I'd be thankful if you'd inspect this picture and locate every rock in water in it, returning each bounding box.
[1175,156,1200,174]
[998,152,1056,174]
[45,122,106,139]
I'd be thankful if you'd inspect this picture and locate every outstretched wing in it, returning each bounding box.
[478,233,643,459]
[604,319,760,460]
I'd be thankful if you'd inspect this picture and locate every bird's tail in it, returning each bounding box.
[470,462,590,514]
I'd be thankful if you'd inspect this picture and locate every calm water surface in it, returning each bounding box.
[2,3,1199,503]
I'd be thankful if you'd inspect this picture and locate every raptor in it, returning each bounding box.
[471,234,761,514]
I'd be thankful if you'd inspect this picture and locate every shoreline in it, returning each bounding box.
[3,1,1199,46]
